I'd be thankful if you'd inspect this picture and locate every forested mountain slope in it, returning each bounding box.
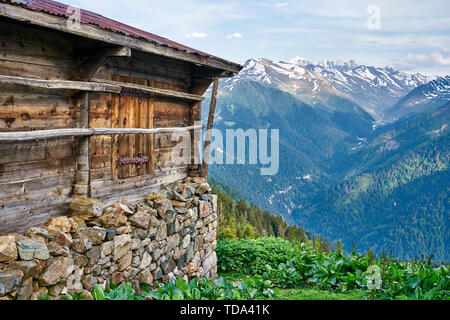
[295,103,449,261]
[203,57,448,261]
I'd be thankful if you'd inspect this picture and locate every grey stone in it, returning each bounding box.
[87,246,100,265]
[152,248,162,261]
[152,267,163,281]
[163,212,176,224]
[167,234,180,252]
[167,223,175,236]
[139,252,152,270]
[39,256,74,286]
[155,223,167,241]
[132,255,141,268]
[161,258,176,275]
[16,237,49,261]
[176,255,186,269]
[48,283,66,297]
[72,252,89,268]
[0,270,23,294]
[76,227,107,245]
[202,252,217,274]
[100,241,114,258]
[130,238,142,251]
[72,238,93,254]
[154,198,174,218]
[25,227,49,239]
[113,234,131,261]
[185,243,194,263]
[182,235,191,249]
[138,269,153,285]
[81,275,97,291]
[17,277,33,300]
[4,260,40,279]
[148,216,160,228]
[129,210,151,229]
[0,235,18,262]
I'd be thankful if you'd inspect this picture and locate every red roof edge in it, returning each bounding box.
[1,0,242,71]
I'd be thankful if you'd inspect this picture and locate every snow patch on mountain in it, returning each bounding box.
[219,57,434,124]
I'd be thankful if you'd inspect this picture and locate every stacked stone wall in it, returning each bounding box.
[0,178,218,300]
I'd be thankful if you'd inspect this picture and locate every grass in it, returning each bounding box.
[272,288,367,300]
[222,272,368,300]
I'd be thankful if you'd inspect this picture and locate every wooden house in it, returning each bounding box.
[0,0,241,233]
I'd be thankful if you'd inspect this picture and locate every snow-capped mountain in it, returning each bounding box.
[221,58,371,118]
[221,58,432,124]
[290,57,430,121]
[386,76,450,121]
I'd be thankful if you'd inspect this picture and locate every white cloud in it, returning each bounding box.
[185,32,208,39]
[227,32,243,39]
[395,49,450,70]
[260,2,288,7]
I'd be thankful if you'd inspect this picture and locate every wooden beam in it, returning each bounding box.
[0,3,242,74]
[76,46,132,81]
[0,75,203,102]
[73,92,90,197]
[91,78,205,102]
[201,76,219,178]
[0,129,92,142]
[91,126,204,135]
[0,75,121,93]
[0,125,204,142]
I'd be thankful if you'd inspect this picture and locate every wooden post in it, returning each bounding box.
[189,102,201,177]
[201,76,219,178]
[73,92,90,198]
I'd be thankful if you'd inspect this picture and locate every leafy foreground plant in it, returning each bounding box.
[92,282,142,300]
[92,276,276,301]
[217,238,450,300]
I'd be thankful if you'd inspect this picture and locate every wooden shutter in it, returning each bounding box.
[111,75,154,179]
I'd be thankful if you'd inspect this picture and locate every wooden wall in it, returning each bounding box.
[0,19,79,233]
[0,17,210,234]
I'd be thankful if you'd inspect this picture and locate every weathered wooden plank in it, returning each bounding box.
[110,79,120,180]
[90,168,188,199]
[92,78,204,102]
[92,126,202,135]
[148,96,155,174]
[0,75,121,93]
[0,137,74,163]
[0,202,71,235]
[0,174,75,201]
[202,76,219,177]
[0,125,203,141]
[0,158,75,184]
[154,98,191,122]
[0,86,75,130]
[0,128,91,141]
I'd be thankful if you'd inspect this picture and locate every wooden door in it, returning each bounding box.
[111,75,154,179]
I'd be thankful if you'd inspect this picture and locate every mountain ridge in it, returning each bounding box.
[221,58,432,124]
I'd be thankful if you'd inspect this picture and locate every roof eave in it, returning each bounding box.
[0,2,243,74]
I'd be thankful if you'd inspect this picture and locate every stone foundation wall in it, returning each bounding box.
[0,178,218,300]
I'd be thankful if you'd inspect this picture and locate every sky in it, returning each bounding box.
[64,0,450,76]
